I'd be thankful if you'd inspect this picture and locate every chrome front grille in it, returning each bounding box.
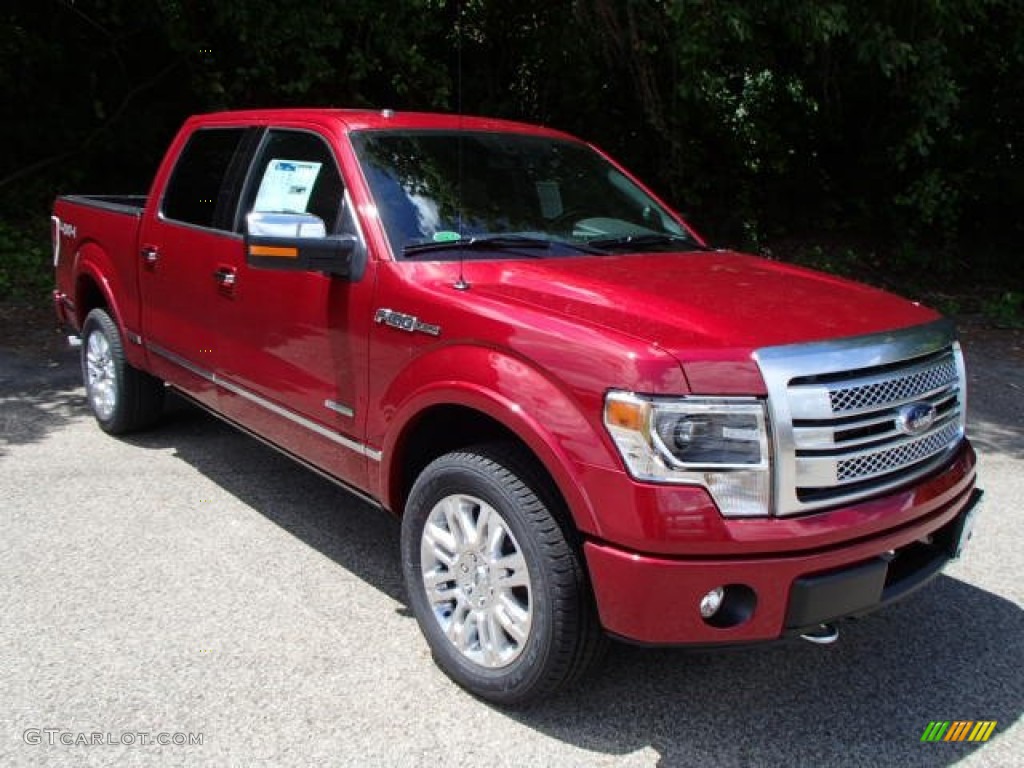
[829,357,958,413]
[756,320,967,516]
[835,419,962,482]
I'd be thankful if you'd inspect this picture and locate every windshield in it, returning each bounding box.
[350,130,700,258]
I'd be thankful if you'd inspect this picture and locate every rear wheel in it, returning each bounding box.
[401,442,605,705]
[81,308,164,434]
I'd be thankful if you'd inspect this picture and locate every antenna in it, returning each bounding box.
[453,0,469,291]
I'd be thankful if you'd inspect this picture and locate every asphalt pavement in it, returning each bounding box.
[1,320,1021,767]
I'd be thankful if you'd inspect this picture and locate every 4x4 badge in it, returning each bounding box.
[374,308,441,337]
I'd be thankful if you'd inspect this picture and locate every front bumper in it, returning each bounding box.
[584,478,981,645]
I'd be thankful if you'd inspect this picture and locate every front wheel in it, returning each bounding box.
[401,443,604,705]
[81,308,164,434]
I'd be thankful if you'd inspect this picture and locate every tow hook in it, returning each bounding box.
[800,623,840,645]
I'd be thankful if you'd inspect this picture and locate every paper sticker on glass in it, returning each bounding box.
[254,159,322,214]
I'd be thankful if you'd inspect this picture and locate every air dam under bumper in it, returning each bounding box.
[585,486,982,645]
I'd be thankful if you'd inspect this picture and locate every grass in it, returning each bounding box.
[762,238,1024,329]
[0,219,53,303]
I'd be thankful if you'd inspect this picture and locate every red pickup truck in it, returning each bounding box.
[53,108,981,704]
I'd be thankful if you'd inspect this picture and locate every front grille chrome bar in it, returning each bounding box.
[755,320,966,516]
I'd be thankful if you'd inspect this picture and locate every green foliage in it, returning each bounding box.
[982,292,1024,328]
[0,0,1020,300]
[571,0,1023,256]
[0,220,51,302]
[160,0,452,109]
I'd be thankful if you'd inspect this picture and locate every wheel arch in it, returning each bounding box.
[381,387,605,541]
[73,243,122,328]
[75,272,109,325]
[72,242,150,370]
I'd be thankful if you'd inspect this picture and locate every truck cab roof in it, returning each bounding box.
[187,108,577,139]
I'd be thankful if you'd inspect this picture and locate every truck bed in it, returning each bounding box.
[56,194,147,216]
[52,194,149,339]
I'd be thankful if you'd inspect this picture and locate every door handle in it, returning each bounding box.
[141,246,159,265]
[213,267,237,288]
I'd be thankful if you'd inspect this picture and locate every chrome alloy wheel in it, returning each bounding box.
[419,494,533,668]
[85,329,117,421]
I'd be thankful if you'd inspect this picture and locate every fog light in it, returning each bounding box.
[699,586,725,618]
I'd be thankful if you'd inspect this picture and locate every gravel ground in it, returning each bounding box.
[0,308,1020,767]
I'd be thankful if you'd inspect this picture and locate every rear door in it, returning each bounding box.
[137,127,257,408]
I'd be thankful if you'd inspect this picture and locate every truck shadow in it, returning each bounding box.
[515,580,1022,767]
[0,348,85,456]
[124,394,407,604]
[122,394,1022,768]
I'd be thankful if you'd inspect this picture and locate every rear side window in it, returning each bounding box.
[162,128,248,229]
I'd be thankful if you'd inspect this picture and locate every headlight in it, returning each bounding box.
[603,391,772,517]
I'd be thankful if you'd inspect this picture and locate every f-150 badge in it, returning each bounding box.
[374,308,441,337]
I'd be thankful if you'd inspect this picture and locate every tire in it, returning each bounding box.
[401,442,605,705]
[81,308,164,434]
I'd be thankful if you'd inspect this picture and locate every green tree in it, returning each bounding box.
[1,0,1020,299]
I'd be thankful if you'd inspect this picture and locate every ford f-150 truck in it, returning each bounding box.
[52,108,981,704]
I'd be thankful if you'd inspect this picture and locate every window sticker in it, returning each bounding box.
[254,159,323,213]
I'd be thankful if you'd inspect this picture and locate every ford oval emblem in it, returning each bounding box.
[896,402,938,436]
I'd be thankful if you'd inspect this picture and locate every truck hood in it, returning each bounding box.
[466,251,940,391]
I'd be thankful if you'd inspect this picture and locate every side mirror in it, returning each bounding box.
[245,211,357,277]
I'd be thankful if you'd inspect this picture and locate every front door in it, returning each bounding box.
[217,128,377,489]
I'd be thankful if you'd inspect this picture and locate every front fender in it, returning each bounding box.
[374,343,616,538]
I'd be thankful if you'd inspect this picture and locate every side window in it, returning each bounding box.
[162,128,248,229]
[244,130,346,233]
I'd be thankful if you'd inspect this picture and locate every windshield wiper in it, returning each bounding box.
[587,233,707,252]
[403,234,600,258]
